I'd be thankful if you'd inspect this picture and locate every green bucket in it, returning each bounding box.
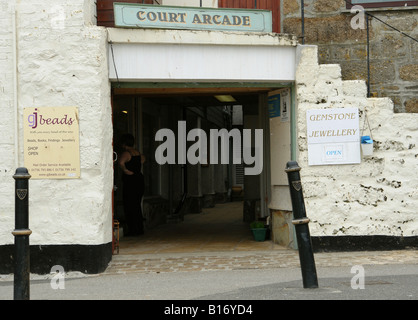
[251,228,267,242]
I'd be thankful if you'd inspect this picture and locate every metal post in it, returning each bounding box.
[285,161,318,289]
[301,0,305,44]
[366,13,371,98]
[12,167,31,300]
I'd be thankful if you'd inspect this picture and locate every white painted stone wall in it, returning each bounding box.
[0,1,16,245]
[0,0,113,246]
[295,45,418,237]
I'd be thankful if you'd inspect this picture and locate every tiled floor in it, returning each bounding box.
[117,201,285,255]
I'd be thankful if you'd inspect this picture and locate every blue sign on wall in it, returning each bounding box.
[114,3,273,33]
[268,94,280,118]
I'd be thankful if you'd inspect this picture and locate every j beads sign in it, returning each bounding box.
[114,3,272,32]
[23,107,80,179]
[306,108,360,166]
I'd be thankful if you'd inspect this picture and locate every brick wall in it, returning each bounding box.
[219,0,281,33]
[97,0,154,27]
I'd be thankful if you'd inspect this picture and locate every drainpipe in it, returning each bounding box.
[12,1,19,168]
[366,14,371,98]
[301,0,305,44]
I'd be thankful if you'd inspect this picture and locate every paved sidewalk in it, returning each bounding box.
[104,201,417,275]
[104,249,418,275]
[0,249,416,282]
[1,201,417,280]
[0,249,416,301]
[1,202,416,301]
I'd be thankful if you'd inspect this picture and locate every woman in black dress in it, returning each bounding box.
[118,134,145,236]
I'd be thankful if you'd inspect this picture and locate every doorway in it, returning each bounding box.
[111,84,292,252]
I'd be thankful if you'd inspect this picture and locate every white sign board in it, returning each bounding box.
[23,107,80,179]
[306,108,360,166]
[280,89,290,122]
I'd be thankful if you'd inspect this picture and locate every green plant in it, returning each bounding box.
[250,221,265,229]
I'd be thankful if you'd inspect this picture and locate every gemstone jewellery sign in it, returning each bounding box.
[113,3,272,32]
[306,108,361,166]
[23,107,80,179]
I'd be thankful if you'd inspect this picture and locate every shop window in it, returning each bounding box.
[346,0,418,9]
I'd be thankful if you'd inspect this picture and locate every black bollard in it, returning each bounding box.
[12,168,31,300]
[285,161,318,289]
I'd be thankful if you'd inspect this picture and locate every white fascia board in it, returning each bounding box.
[107,28,298,47]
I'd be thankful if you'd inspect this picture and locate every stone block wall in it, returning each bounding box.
[282,0,418,113]
[295,45,418,240]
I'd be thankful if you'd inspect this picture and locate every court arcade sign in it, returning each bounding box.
[114,3,272,32]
